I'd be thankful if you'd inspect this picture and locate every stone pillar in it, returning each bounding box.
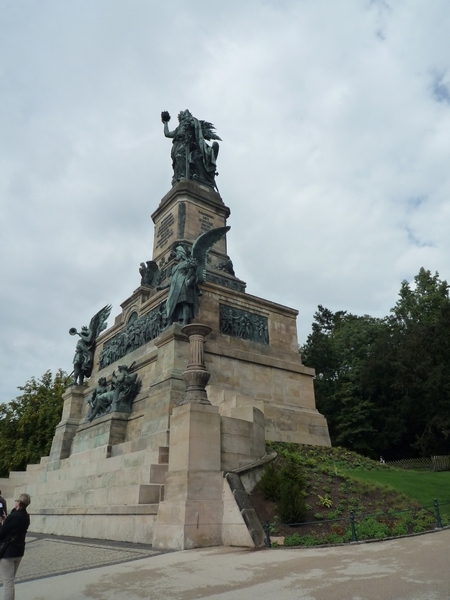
[151,402,223,549]
[152,325,222,549]
[48,385,86,462]
[181,324,212,405]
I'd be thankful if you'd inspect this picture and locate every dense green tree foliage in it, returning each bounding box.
[0,370,70,476]
[301,268,450,460]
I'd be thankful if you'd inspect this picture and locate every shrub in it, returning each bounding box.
[356,517,390,540]
[284,534,318,547]
[327,508,343,519]
[391,521,408,536]
[283,533,303,546]
[318,495,333,508]
[258,461,281,501]
[259,457,308,524]
[411,509,435,533]
[277,463,306,523]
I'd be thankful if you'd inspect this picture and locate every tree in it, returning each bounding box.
[301,307,385,457]
[0,370,70,476]
[301,269,450,459]
[386,269,450,456]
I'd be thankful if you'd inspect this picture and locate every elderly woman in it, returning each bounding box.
[0,493,31,600]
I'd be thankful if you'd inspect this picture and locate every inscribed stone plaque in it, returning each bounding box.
[199,210,215,233]
[156,211,176,250]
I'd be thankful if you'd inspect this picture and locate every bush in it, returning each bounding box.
[284,533,318,547]
[411,509,435,532]
[391,521,408,536]
[276,458,308,523]
[258,461,281,501]
[278,478,307,523]
[356,517,390,540]
[259,457,308,524]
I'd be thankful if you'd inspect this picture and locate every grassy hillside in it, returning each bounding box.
[251,443,449,546]
[341,468,450,508]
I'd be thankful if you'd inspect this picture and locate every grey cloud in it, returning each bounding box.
[432,74,450,104]
[1,1,450,401]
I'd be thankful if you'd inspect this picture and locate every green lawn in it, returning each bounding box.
[343,468,450,512]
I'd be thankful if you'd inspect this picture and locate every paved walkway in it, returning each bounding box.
[7,528,450,599]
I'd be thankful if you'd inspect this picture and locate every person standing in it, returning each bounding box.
[0,493,31,600]
[0,492,7,518]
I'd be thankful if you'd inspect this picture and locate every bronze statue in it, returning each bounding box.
[139,261,160,288]
[157,226,230,327]
[86,377,109,421]
[110,364,141,412]
[70,305,112,385]
[158,248,201,326]
[85,365,141,422]
[161,110,221,190]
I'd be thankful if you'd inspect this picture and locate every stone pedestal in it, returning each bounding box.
[49,386,86,461]
[152,402,223,549]
[71,412,129,454]
[151,180,231,268]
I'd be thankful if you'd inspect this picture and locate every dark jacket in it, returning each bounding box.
[0,496,7,517]
[0,508,30,558]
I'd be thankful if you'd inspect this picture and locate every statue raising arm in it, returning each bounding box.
[161,111,175,139]
[161,109,221,190]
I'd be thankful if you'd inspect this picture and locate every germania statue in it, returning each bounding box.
[161,109,221,190]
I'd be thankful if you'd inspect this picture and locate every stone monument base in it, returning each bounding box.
[0,385,267,547]
[0,180,331,549]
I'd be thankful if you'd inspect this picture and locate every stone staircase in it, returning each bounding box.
[0,442,169,543]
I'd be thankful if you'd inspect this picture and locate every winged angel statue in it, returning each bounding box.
[141,226,230,327]
[162,109,221,190]
[69,304,112,385]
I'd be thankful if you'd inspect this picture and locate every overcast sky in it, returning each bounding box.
[1,0,450,401]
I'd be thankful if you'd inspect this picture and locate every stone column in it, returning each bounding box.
[181,324,212,405]
[48,385,86,463]
[151,402,223,549]
[152,324,223,550]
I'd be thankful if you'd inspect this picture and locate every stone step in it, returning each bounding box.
[13,461,167,497]
[42,448,158,482]
[29,509,158,543]
[22,483,164,509]
[109,437,155,456]
[8,471,31,484]
[2,448,169,516]
[13,455,168,495]
[25,463,45,473]
[150,463,168,484]
[30,504,160,516]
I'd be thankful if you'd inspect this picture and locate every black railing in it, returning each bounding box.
[263,499,450,547]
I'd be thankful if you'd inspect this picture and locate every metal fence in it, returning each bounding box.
[386,456,450,471]
[262,499,450,548]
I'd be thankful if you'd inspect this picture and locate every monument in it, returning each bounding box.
[0,110,330,549]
